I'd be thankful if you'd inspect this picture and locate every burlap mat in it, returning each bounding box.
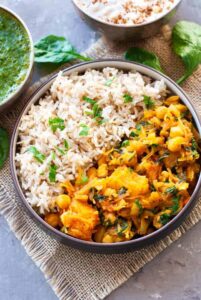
[0,29,201,300]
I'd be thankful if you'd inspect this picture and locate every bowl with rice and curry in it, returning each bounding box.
[10,60,201,253]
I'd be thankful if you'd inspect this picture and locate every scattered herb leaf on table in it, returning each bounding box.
[172,21,201,84]
[125,47,163,72]
[34,35,91,63]
[0,128,9,169]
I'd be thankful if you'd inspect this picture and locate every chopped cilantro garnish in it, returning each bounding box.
[143,95,155,109]
[158,151,169,161]
[118,187,127,195]
[105,77,115,87]
[49,164,57,182]
[28,146,45,163]
[94,194,106,201]
[160,213,171,225]
[130,131,139,137]
[171,195,181,214]
[64,140,69,150]
[135,199,143,215]
[56,147,65,155]
[83,96,96,105]
[165,186,178,195]
[117,219,128,237]
[79,124,89,136]
[121,140,129,147]
[123,93,133,103]
[49,117,65,133]
[80,175,89,184]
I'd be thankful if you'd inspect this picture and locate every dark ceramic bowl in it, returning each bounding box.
[0,6,34,112]
[10,60,201,254]
[72,0,183,41]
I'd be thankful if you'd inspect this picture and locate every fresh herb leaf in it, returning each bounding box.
[158,151,169,161]
[135,199,143,215]
[79,124,89,136]
[117,219,128,237]
[123,93,133,103]
[143,95,155,109]
[150,183,156,192]
[83,96,96,105]
[166,186,178,195]
[64,140,69,150]
[172,21,201,84]
[171,195,181,214]
[34,35,91,63]
[0,128,9,169]
[160,213,171,225]
[28,146,45,163]
[92,103,102,119]
[49,164,57,182]
[94,194,106,201]
[80,175,89,185]
[125,47,163,72]
[105,77,115,86]
[56,147,65,155]
[118,187,127,195]
[49,117,65,133]
[130,131,139,137]
[121,140,129,147]
[136,124,142,132]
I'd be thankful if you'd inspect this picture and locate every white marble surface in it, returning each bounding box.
[0,0,201,299]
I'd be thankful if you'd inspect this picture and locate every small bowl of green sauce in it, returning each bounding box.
[0,6,34,111]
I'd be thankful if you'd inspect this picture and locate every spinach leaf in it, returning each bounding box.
[49,117,65,133]
[172,21,201,84]
[125,47,163,72]
[49,164,57,182]
[0,128,9,169]
[34,35,91,63]
[28,146,45,163]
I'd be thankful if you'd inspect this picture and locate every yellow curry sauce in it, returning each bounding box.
[44,96,200,243]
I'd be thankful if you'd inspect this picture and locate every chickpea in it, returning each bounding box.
[56,194,71,210]
[167,137,185,152]
[156,106,168,119]
[170,126,184,138]
[44,213,60,228]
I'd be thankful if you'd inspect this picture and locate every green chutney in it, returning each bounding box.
[0,9,31,103]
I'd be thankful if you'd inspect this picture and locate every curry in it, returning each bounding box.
[44,95,200,243]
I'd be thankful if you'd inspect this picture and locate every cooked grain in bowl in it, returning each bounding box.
[74,0,178,25]
[15,67,200,243]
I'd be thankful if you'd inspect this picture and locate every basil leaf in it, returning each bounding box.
[143,95,155,109]
[34,35,91,63]
[49,117,65,133]
[172,21,201,84]
[125,47,163,72]
[28,146,45,163]
[0,128,9,169]
[79,124,89,136]
[49,164,57,182]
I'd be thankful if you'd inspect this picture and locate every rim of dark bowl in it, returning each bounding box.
[72,0,183,28]
[10,59,201,253]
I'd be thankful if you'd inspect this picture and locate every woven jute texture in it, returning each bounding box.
[0,30,201,300]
